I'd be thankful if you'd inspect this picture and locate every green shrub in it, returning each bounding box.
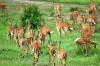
[21,5,43,29]
[69,7,79,12]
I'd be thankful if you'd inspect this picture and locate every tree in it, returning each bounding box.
[21,5,43,29]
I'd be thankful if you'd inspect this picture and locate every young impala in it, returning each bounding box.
[48,40,56,66]
[57,41,67,66]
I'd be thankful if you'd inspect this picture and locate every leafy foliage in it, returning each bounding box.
[21,5,43,28]
[69,7,79,12]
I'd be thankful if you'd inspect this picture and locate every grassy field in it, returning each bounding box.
[33,0,100,5]
[0,1,100,66]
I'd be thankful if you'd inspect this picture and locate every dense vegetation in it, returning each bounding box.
[21,5,43,28]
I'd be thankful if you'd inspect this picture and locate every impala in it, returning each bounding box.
[48,40,56,66]
[53,2,61,16]
[38,24,51,44]
[74,37,96,55]
[57,41,67,66]
[31,36,42,66]
[20,37,32,58]
[7,20,15,42]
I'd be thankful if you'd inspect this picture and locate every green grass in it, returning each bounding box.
[32,0,100,5]
[0,1,100,66]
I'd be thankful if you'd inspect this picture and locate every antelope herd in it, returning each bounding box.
[2,0,98,66]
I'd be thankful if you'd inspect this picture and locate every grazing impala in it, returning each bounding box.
[74,37,96,55]
[53,2,61,16]
[48,40,56,66]
[57,41,67,66]
[31,36,42,66]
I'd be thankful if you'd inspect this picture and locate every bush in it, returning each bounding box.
[69,7,79,12]
[21,5,43,29]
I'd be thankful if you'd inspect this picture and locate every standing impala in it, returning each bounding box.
[57,41,67,66]
[48,40,56,66]
[20,37,31,58]
[38,24,51,44]
[53,2,61,16]
[54,17,73,37]
[27,25,35,41]
[74,37,96,55]
[7,20,15,42]
[31,36,42,66]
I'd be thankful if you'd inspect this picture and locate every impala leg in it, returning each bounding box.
[81,44,85,55]
[58,59,61,66]
[21,48,25,58]
[62,59,66,66]
[25,48,28,57]
[64,28,68,36]
[51,56,55,66]
[74,44,78,55]
[57,29,60,37]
